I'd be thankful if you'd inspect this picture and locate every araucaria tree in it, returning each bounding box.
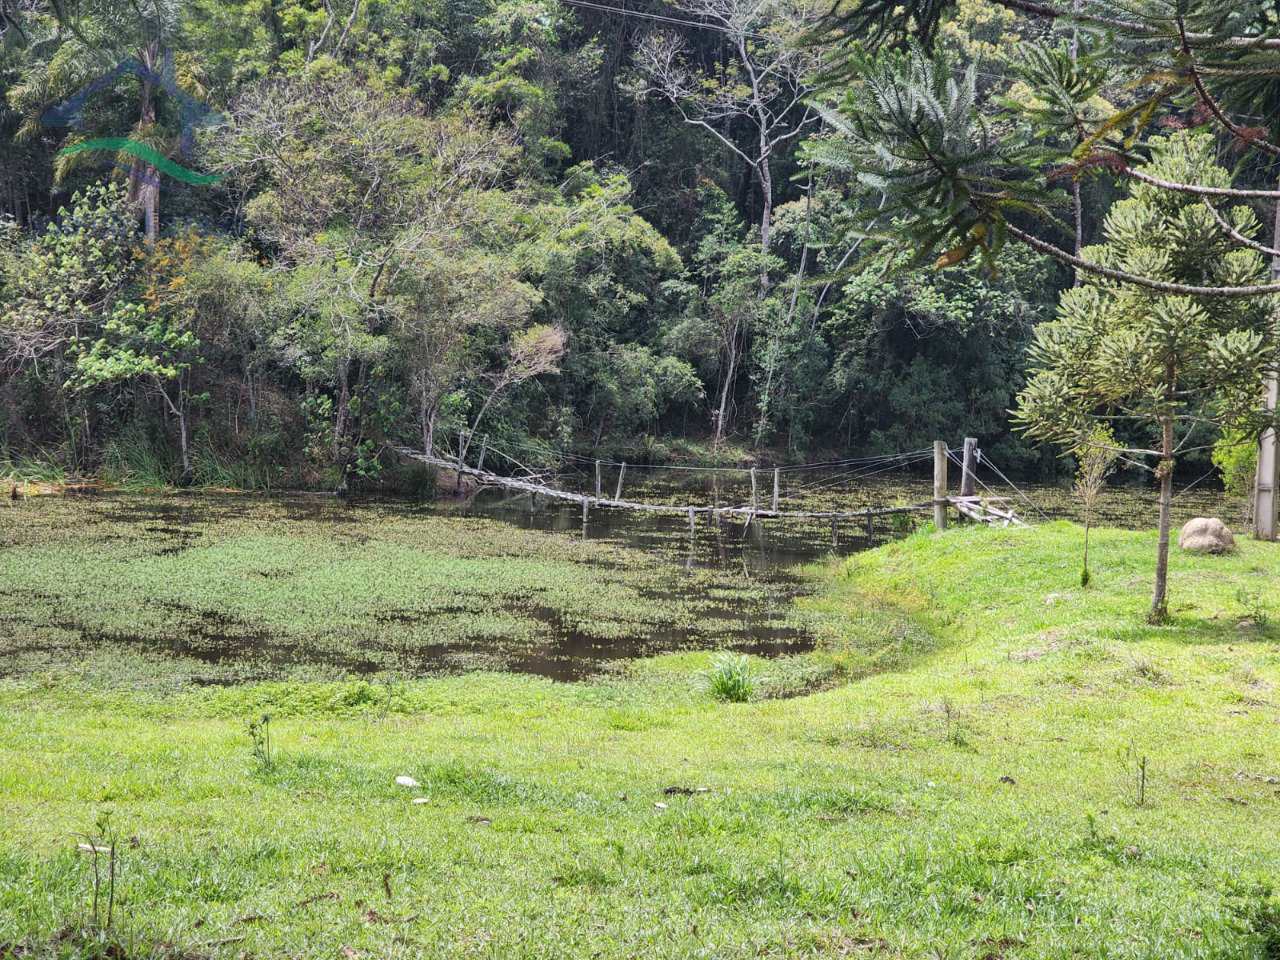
[809,0,1280,538]
[1072,425,1117,589]
[1015,133,1275,623]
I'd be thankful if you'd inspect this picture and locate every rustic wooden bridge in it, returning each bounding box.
[395,435,1026,529]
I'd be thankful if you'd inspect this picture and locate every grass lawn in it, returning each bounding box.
[1,515,1279,958]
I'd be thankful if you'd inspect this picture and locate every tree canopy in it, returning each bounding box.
[1,0,1276,502]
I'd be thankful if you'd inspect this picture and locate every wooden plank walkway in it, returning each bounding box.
[949,495,1026,527]
[396,448,1023,527]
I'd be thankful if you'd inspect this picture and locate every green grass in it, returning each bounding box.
[1,515,1279,958]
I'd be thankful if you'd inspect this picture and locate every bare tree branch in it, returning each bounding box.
[1200,199,1280,259]
[1006,222,1280,297]
[1121,165,1280,199]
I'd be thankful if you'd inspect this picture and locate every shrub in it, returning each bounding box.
[1214,429,1259,499]
[1214,429,1259,528]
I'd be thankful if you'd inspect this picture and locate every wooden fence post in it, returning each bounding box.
[959,437,978,498]
[615,463,626,501]
[595,460,602,498]
[688,507,696,535]
[476,435,488,473]
[865,508,873,541]
[933,441,949,530]
[830,516,838,548]
[750,468,758,511]
[582,499,589,525]
[771,468,780,512]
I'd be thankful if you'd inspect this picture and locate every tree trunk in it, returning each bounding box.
[333,359,352,492]
[1081,517,1090,587]
[713,318,740,446]
[246,369,258,425]
[463,378,509,462]
[757,158,773,295]
[176,407,192,486]
[131,44,161,246]
[1150,416,1174,623]
[156,378,192,486]
[1071,182,1083,258]
[1068,9,1084,285]
[333,360,350,462]
[1253,184,1280,540]
[420,392,434,454]
[142,179,159,245]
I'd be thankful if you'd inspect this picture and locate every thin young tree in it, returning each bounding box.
[1014,133,1274,622]
[459,324,567,462]
[1072,425,1118,587]
[219,76,518,489]
[396,249,537,457]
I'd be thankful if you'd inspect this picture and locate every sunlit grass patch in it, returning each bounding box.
[2,505,1280,957]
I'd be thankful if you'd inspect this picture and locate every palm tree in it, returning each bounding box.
[7,0,203,244]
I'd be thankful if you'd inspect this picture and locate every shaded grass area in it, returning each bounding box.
[1,520,1280,957]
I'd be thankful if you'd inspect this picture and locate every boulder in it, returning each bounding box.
[1178,517,1236,554]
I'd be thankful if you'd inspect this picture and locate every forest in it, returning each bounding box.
[6,0,1278,503]
[0,0,1087,491]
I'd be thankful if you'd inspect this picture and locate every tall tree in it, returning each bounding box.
[219,74,520,487]
[7,0,207,244]
[0,180,139,468]
[634,0,820,291]
[395,248,537,457]
[1014,133,1274,622]
[72,231,210,482]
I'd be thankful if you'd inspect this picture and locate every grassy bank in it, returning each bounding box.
[1,521,1279,958]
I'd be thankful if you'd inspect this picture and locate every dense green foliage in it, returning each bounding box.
[3,0,1280,491]
[0,0,1079,487]
[1014,133,1274,618]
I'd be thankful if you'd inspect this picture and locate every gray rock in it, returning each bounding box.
[1178,517,1236,554]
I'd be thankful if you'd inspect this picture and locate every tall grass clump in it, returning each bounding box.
[0,453,67,485]
[99,424,173,488]
[706,654,755,702]
[191,434,281,489]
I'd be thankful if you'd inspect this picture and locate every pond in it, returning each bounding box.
[0,464,1244,686]
[454,459,1243,571]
